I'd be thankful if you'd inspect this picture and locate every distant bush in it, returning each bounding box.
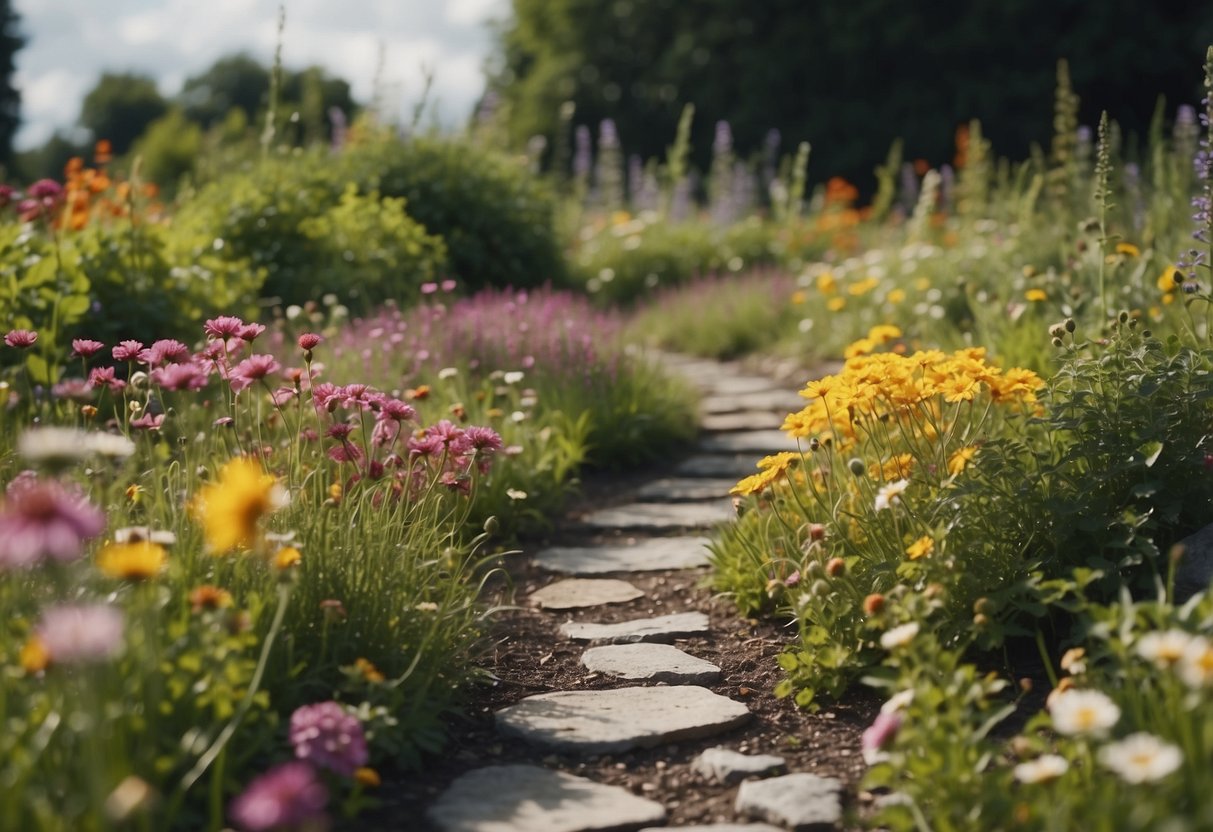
[342,136,566,291]
[172,150,447,309]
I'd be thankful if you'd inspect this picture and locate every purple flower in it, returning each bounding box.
[229,762,329,832]
[288,701,368,776]
[37,603,124,663]
[0,479,106,568]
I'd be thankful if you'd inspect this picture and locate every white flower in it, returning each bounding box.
[18,427,135,465]
[1135,629,1193,669]
[438,367,459,380]
[1178,635,1213,688]
[1013,754,1069,784]
[1097,733,1183,784]
[1048,689,1120,736]
[113,527,178,546]
[880,622,920,650]
[874,479,910,512]
[503,371,525,385]
[506,489,528,500]
[880,689,915,715]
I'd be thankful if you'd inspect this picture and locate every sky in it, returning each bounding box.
[12,0,511,150]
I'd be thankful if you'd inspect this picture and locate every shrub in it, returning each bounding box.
[171,150,447,309]
[342,135,567,292]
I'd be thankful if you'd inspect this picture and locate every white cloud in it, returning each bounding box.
[12,0,509,150]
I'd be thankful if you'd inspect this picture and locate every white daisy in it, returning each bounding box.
[1013,754,1069,784]
[874,478,910,511]
[1048,688,1120,736]
[1097,733,1183,784]
[1178,635,1213,688]
[1135,629,1193,669]
[880,622,920,650]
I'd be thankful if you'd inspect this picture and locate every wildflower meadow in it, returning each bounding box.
[4,3,1213,828]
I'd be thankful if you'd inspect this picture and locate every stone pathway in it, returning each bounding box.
[425,354,847,832]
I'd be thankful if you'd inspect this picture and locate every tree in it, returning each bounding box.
[0,0,24,167]
[79,72,167,156]
[491,0,1213,189]
[179,53,271,129]
[133,108,202,191]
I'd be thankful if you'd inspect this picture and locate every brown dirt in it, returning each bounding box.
[360,470,883,830]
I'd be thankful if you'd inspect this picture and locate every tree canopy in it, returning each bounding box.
[79,72,168,155]
[0,0,23,167]
[491,0,1213,187]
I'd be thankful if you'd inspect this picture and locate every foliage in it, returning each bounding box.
[79,72,169,155]
[172,150,447,309]
[0,0,23,167]
[133,108,204,191]
[493,0,1213,187]
[341,134,567,292]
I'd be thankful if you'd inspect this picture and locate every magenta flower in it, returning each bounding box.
[297,333,323,351]
[4,329,37,348]
[27,179,63,201]
[204,316,246,340]
[380,399,416,423]
[230,355,282,392]
[288,701,368,776]
[229,762,329,832]
[151,362,210,392]
[36,603,124,663]
[112,340,145,362]
[71,338,105,358]
[0,479,106,568]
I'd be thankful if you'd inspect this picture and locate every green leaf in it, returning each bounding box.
[1138,440,1163,467]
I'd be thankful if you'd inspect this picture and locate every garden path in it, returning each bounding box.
[412,354,866,832]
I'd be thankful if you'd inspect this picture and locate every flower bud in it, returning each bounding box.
[483,515,500,536]
[973,597,995,616]
[848,458,866,476]
[1064,317,1076,333]
[810,579,830,598]
[826,557,846,577]
[863,593,886,616]
[805,560,825,580]
[808,523,826,541]
[1051,336,1064,348]
[973,613,991,628]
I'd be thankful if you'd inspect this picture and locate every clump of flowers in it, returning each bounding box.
[288,701,369,777]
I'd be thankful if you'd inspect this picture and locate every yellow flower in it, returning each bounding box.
[1158,267,1179,293]
[1115,242,1141,257]
[844,338,876,359]
[1024,289,1047,302]
[192,458,286,554]
[906,536,934,560]
[948,445,978,475]
[274,546,302,571]
[826,297,847,312]
[877,453,914,480]
[354,657,386,683]
[847,276,880,296]
[938,375,979,403]
[816,271,838,294]
[355,767,381,788]
[791,290,808,305]
[731,452,800,496]
[20,637,49,673]
[887,288,906,304]
[96,541,167,580]
[868,324,902,344]
[1163,292,1176,305]
[125,484,144,503]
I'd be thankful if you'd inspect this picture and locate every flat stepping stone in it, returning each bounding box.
[706,377,785,396]
[581,643,721,685]
[701,391,804,415]
[641,825,784,832]
[673,455,759,479]
[531,579,644,610]
[427,764,665,832]
[560,612,712,644]
[496,686,751,754]
[701,411,785,432]
[580,500,735,531]
[633,478,737,502]
[736,773,843,831]
[697,430,801,454]
[692,747,788,784]
[534,537,710,575]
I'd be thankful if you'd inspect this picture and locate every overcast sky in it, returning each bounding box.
[12,0,511,150]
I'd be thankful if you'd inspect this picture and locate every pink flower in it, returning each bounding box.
[230,355,282,392]
[297,333,323,351]
[441,279,457,292]
[52,378,94,402]
[204,316,246,340]
[862,711,902,764]
[239,322,266,342]
[229,762,328,832]
[71,338,105,358]
[312,382,341,411]
[27,179,63,201]
[4,329,37,348]
[380,399,417,423]
[88,366,127,393]
[0,479,106,568]
[129,412,165,431]
[151,362,210,392]
[288,701,368,776]
[139,339,191,367]
[112,340,145,362]
[421,282,439,294]
[36,603,124,664]
[270,387,296,407]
